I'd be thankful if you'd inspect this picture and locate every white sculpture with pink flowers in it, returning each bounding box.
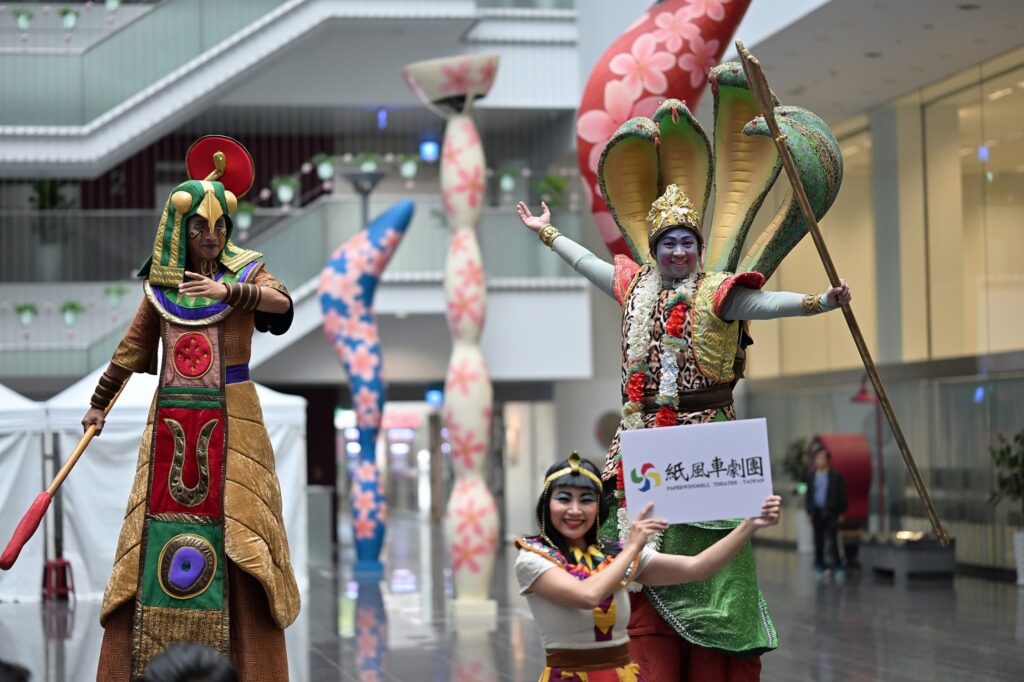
[402,54,500,611]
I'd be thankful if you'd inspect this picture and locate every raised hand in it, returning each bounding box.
[748,495,782,530]
[515,201,551,233]
[626,502,669,549]
[824,279,852,308]
[179,271,226,301]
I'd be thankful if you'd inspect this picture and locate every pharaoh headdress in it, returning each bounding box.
[597,63,843,280]
[139,135,262,287]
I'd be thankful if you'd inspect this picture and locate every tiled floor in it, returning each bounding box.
[2,511,1023,681]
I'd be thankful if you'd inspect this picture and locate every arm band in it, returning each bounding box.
[90,370,127,410]
[223,282,263,311]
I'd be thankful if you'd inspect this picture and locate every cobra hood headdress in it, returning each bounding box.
[597,63,844,280]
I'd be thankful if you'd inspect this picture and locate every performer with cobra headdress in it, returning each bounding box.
[81,137,299,681]
[517,65,851,680]
[516,453,780,681]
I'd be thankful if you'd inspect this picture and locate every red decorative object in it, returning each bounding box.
[626,372,646,402]
[173,332,213,378]
[149,407,225,517]
[616,461,625,491]
[655,406,676,427]
[42,556,75,601]
[665,304,687,337]
[185,135,255,197]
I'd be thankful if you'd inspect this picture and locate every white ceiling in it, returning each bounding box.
[728,0,1024,123]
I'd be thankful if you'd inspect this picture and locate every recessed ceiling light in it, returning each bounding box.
[988,87,1013,100]
[864,51,882,58]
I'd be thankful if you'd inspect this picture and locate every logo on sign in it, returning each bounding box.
[630,463,662,492]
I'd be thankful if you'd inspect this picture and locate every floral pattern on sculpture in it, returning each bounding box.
[318,200,414,569]
[575,0,750,258]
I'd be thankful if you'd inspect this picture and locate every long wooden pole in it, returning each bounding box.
[736,42,948,546]
[1,384,125,570]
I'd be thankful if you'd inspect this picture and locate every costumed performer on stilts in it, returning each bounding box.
[516,453,780,681]
[517,64,849,681]
[82,136,300,681]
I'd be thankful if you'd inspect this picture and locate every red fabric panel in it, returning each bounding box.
[713,272,766,318]
[149,406,225,517]
[613,255,641,306]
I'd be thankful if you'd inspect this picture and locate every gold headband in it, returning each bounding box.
[543,452,603,490]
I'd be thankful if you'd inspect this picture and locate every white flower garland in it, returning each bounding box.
[617,270,699,552]
[621,270,661,431]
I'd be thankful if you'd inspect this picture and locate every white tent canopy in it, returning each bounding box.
[45,367,309,600]
[0,383,47,603]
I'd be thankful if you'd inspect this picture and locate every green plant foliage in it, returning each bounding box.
[532,172,568,208]
[990,430,1024,526]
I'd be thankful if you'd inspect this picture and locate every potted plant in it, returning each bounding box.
[104,284,127,309]
[532,172,569,209]
[990,429,1024,585]
[15,303,38,328]
[60,300,85,327]
[233,201,256,238]
[311,153,336,182]
[779,437,813,553]
[352,153,380,173]
[14,9,33,33]
[59,7,80,32]
[781,437,810,495]
[270,176,299,206]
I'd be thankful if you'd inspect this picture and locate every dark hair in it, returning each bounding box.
[535,456,613,563]
[141,643,237,682]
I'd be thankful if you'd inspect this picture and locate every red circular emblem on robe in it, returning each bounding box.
[173,333,213,378]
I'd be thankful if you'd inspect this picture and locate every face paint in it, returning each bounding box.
[185,214,227,270]
[654,226,700,280]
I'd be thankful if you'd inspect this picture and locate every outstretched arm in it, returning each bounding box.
[721,280,852,321]
[516,201,616,299]
[636,496,781,586]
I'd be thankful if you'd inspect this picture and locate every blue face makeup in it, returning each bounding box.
[655,226,700,279]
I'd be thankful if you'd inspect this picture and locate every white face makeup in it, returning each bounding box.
[654,226,700,280]
[548,485,599,548]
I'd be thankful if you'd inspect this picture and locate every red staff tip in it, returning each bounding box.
[0,491,52,570]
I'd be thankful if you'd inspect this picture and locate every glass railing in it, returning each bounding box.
[477,0,574,9]
[248,195,582,292]
[0,209,286,282]
[0,196,582,284]
[0,0,281,126]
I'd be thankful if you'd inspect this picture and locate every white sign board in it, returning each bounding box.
[620,418,773,524]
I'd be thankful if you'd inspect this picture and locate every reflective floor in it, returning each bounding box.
[2,511,1023,681]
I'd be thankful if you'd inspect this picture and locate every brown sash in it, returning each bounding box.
[641,384,733,413]
[545,643,632,670]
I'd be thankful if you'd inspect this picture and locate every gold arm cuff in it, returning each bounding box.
[802,293,823,315]
[538,224,561,249]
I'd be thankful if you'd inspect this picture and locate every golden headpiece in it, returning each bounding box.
[543,452,603,491]
[647,184,704,252]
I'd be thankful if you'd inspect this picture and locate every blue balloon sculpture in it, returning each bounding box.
[318,200,414,572]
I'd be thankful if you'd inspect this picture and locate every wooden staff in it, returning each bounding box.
[0,384,125,570]
[735,41,948,546]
